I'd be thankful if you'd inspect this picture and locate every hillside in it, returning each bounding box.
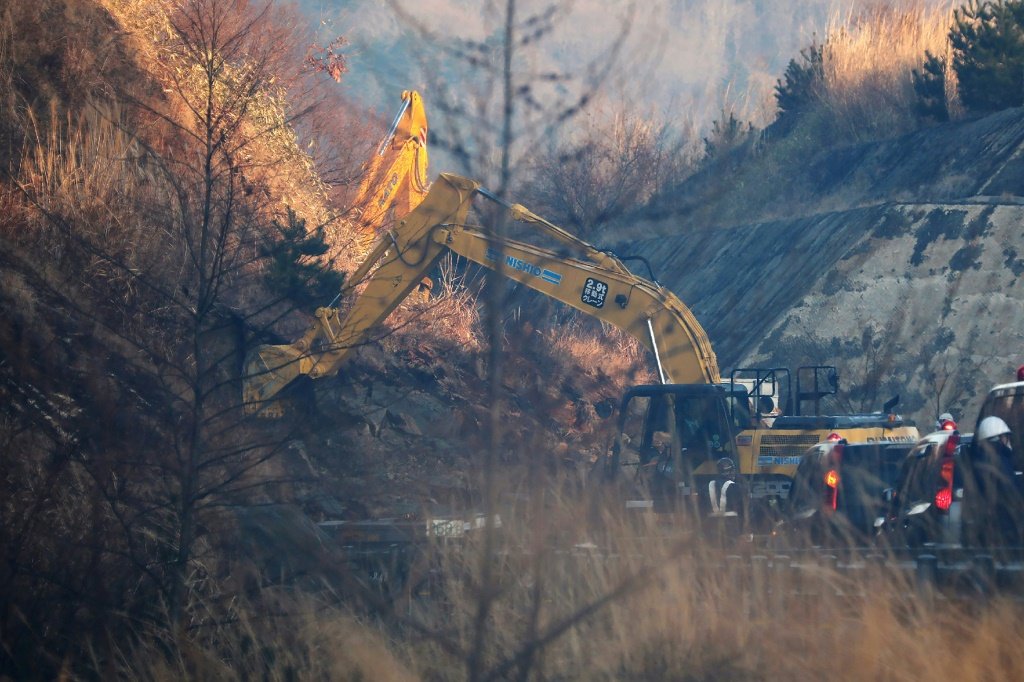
[0,1,645,675]
[4,0,1024,677]
[626,107,1024,426]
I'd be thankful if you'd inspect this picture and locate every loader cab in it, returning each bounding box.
[724,365,840,428]
[608,384,737,509]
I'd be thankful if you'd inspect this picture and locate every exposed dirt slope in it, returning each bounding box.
[627,108,1024,426]
[284,314,641,520]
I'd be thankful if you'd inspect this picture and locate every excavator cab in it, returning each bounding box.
[608,384,737,511]
[728,367,790,428]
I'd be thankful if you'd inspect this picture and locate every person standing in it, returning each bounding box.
[976,416,1020,545]
[705,457,746,543]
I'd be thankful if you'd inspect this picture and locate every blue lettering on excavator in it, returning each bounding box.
[485,247,562,285]
[757,456,803,467]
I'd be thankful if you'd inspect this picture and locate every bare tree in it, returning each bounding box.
[521,100,696,239]
[125,0,337,628]
[0,0,343,650]
[923,327,988,426]
[381,3,665,681]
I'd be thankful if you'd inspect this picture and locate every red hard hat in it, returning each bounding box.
[1018,364,1024,382]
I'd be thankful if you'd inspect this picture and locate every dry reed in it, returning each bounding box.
[113,486,1024,680]
[820,1,959,138]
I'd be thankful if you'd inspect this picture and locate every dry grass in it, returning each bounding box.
[381,254,485,356]
[420,255,485,352]
[17,101,157,218]
[100,0,338,240]
[412,494,1024,680]
[543,314,653,386]
[1,98,186,318]
[820,1,958,139]
[683,2,963,227]
[112,489,1024,680]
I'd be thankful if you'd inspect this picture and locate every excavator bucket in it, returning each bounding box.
[242,343,310,417]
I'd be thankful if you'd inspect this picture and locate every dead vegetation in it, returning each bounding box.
[819,1,959,141]
[0,0,647,675]
[102,491,1024,680]
[3,0,1023,679]
[659,1,963,230]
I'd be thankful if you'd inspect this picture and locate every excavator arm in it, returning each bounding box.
[438,221,719,385]
[243,173,719,415]
[347,90,430,254]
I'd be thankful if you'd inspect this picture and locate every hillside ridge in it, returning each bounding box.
[630,107,1024,424]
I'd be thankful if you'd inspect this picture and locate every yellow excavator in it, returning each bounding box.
[244,172,719,412]
[347,90,430,256]
[243,172,917,514]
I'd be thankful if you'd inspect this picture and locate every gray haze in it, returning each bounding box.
[301,0,952,129]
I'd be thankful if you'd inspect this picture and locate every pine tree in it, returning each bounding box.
[773,41,825,128]
[261,208,345,308]
[912,51,950,122]
[703,111,754,159]
[950,0,1024,112]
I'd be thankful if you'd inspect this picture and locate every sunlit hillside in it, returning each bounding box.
[317,0,956,132]
[2,0,1022,679]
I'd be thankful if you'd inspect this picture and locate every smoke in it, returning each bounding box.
[299,0,952,129]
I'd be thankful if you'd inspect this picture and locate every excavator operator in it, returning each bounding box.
[676,397,728,460]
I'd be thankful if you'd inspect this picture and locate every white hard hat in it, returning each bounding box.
[938,412,954,423]
[977,416,1011,441]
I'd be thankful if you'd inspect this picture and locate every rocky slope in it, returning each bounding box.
[628,108,1024,426]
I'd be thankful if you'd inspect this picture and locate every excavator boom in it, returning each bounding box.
[347,90,430,254]
[243,173,719,415]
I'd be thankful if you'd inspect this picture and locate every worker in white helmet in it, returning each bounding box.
[977,416,1015,477]
[976,416,1021,545]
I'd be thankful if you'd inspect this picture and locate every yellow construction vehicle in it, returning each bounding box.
[722,366,919,501]
[347,90,430,255]
[243,172,917,517]
[244,172,720,415]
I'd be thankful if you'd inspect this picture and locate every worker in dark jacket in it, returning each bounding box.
[978,416,1017,484]
[976,416,1021,546]
[704,457,746,544]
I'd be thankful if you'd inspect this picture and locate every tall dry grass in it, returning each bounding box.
[544,313,653,386]
[380,254,485,357]
[688,2,962,226]
[820,1,958,139]
[17,101,158,215]
[3,99,184,309]
[114,487,1024,680]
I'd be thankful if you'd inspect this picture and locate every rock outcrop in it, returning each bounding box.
[629,109,1024,426]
